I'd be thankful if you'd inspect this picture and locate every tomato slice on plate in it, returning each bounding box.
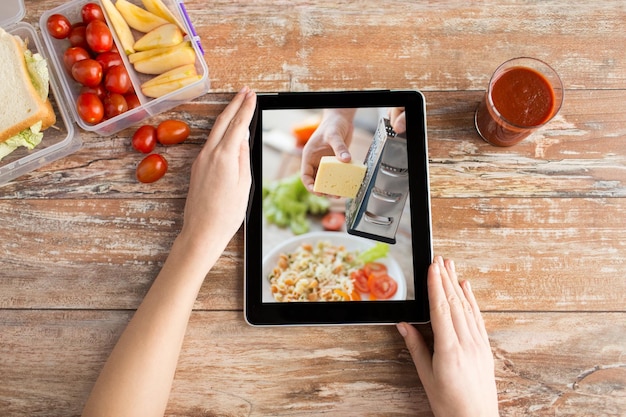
[367,273,398,300]
[363,262,387,278]
[350,269,369,293]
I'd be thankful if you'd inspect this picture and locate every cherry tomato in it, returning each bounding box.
[321,212,345,231]
[86,20,113,53]
[104,65,131,94]
[47,14,72,39]
[367,273,398,300]
[350,269,370,293]
[156,120,191,145]
[96,51,123,73]
[363,262,388,278]
[124,92,141,110]
[68,24,88,49]
[136,154,168,183]
[76,92,104,124]
[72,59,102,87]
[80,84,106,100]
[63,46,90,72]
[103,93,128,119]
[81,3,105,24]
[131,125,157,154]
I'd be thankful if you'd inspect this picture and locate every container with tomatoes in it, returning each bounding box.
[38,0,209,135]
[0,0,208,185]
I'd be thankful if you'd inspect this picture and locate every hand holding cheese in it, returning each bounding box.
[313,156,366,198]
[300,108,357,192]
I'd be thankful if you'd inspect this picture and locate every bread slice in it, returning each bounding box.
[0,29,56,143]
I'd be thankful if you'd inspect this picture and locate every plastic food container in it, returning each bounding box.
[0,0,209,185]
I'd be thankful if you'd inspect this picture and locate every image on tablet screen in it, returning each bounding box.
[261,107,416,303]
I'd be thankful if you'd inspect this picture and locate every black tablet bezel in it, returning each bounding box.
[245,90,432,326]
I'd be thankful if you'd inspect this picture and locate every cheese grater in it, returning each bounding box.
[345,117,409,244]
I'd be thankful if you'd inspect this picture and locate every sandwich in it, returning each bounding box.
[0,27,56,161]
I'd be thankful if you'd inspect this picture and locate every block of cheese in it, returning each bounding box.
[313,156,366,198]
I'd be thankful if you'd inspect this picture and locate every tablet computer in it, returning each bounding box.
[245,90,432,326]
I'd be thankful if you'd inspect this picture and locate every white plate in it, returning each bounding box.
[262,231,407,302]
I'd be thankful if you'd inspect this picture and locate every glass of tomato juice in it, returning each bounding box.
[475,57,564,146]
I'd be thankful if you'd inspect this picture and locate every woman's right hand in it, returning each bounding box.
[397,256,499,417]
[179,86,257,261]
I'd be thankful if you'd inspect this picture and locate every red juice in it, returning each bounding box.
[475,59,562,147]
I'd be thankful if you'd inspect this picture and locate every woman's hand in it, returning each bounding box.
[179,86,257,258]
[397,256,499,417]
[81,87,258,417]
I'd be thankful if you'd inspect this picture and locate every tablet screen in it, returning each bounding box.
[246,91,431,325]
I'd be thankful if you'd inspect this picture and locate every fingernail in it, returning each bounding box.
[340,152,351,161]
[396,323,408,337]
[465,280,471,292]
[239,86,249,94]
[449,259,455,272]
[432,261,440,275]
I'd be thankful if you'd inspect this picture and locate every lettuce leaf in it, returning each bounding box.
[24,50,50,100]
[0,122,44,161]
[262,174,330,235]
[358,242,389,264]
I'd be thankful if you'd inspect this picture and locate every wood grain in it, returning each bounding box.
[1,310,624,416]
[1,197,623,311]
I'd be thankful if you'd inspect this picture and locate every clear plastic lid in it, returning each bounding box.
[0,0,25,28]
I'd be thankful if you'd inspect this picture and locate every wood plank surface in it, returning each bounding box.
[1,197,624,311]
[1,310,624,417]
[2,0,625,416]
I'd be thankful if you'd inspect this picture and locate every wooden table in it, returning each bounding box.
[2,1,625,415]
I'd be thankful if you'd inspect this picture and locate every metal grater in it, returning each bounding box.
[345,117,410,244]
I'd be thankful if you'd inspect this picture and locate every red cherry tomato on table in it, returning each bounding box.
[76,92,104,124]
[156,120,191,145]
[367,273,398,300]
[68,24,88,49]
[47,14,71,39]
[82,3,105,24]
[63,46,90,72]
[96,51,123,73]
[131,125,157,154]
[72,59,102,87]
[321,212,345,231]
[86,20,113,53]
[104,65,131,94]
[103,93,128,119]
[136,154,168,183]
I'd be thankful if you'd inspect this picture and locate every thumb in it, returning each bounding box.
[397,322,433,382]
[328,134,351,162]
